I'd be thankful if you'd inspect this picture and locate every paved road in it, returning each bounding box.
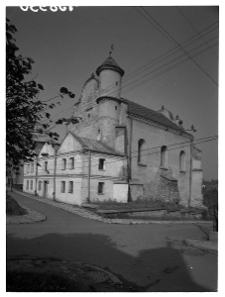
[7,192,217,292]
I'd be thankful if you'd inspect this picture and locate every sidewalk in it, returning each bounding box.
[7,189,217,254]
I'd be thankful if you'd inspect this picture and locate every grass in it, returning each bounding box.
[91,198,180,211]
[6,192,27,216]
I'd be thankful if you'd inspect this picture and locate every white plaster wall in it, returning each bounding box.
[191,170,204,208]
[55,177,82,205]
[56,153,83,175]
[113,183,128,203]
[99,69,121,98]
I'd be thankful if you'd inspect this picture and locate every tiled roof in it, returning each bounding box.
[69,132,124,156]
[96,56,125,77]
[122,98,192,137]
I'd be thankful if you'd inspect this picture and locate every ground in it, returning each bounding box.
[6,191,218,292]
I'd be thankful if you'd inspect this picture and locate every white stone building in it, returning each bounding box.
[23,54,203,208]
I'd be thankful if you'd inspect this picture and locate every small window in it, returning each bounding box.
[179,151,186,171]
[61,181,66,193]
[68,181,73,193]
[38,181,41,191]
[98,182,105,194]
[99,159,105,170]
[44,161,48,171]
[62,158,67,170]
[70,157,75,169]
[31,180,33,190]
[31,163,34,173]
[27,164,30,173]
[26,180,29,189]
[160,146,168,168]
[138,139,146,164]
[115,106,117,110]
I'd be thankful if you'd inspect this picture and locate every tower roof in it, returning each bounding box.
[96,56,125,77]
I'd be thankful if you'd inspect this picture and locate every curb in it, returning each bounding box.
[11,190,213,225]
[6,206,47,225]
[184,238,217,254]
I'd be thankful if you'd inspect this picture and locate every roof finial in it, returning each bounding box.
[109,44,114,57]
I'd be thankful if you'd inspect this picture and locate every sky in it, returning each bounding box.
[6,5,219,181]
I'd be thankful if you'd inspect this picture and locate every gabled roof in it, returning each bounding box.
[69,131,124,156]
[121,98,192,137]
[96,56,125,77]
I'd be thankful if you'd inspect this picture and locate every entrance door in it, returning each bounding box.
[43,181,48,197]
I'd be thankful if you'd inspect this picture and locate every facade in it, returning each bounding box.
[23,54,203,208]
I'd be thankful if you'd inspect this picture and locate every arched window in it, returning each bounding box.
[160,146,168,168]
[179,151,186,171]
[138,139,146,164]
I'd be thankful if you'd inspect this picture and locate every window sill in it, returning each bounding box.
[99,169,106,171]
[97,193,105,195]
[138,162,147,167]
[179,170,186,173]
[160,167,168,170]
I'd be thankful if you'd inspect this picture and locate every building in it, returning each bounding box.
[23,53,203,208]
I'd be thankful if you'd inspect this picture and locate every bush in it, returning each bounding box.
[6,192,27,216]
[203,188,218,231]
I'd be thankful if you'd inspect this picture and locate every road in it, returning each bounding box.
[7,191,217,292]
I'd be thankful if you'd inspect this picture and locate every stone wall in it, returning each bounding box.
[129,182,144,201]
[154,175,180,204]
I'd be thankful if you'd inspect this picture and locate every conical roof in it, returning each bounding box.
[96,56,125,77]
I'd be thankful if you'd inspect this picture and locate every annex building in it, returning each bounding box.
[23,54,203,208]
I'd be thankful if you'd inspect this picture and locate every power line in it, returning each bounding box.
[138,7,218,86]
[175,6,218,58]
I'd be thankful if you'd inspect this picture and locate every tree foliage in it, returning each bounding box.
[6,18,76,172]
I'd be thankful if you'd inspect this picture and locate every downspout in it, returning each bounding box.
[35,158,38,195]
[53,151,57,201]
[188,137,193,207]
[87,150,91,203]
[127,117,133,202]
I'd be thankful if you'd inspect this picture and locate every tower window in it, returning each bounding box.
[98,182,105,194]
[99,158,105,170]
[116,81,118,86]
[115,106,117,110]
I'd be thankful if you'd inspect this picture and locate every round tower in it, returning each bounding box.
[96,54,125,149]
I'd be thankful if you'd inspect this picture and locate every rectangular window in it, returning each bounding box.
[68,181,73,193]
[38,181,41,191]
[44,161,48,171]
[62,158,67,170]
[61,181,66,193]
[31,180,33,190]
[27,164,30,173]
[99,158,105,170]
[98,182,105,194]
[70,157,75,169]
[26,180,29,189]
[31,163,34,173]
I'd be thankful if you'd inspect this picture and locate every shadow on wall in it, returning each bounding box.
[6,232,216,292]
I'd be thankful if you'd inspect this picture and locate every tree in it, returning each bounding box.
[6,18,76,189]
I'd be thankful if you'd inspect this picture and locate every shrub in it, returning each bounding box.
[203,188,218,231]
[6,192,27,216]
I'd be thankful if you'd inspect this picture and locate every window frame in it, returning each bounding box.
[61,181,66,193]
[70,157,75,169]
[98,182,105,194]
[26,180,29,189]
[62,158,67,170]
[68,181,73,193]
[179,150,186,172]
[98,158,106,171]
